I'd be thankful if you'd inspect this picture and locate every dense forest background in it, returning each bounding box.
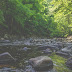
[0,0,72,37]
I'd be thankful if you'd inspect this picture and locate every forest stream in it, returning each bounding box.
[0,0,72,72]
[0,38,72,72]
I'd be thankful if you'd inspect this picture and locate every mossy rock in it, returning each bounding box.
[50,53,72,72]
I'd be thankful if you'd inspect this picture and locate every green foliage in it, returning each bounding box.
[49,0,72,37]
[0,0,72,37]
[0,10,8,28]
[0,10,4,24]
[50,54,72,72]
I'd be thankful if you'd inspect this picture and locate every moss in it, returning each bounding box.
[50,53,72,72]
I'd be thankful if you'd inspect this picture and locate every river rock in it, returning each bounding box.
[0,52,16,64]
[24,65,35,72]
[56,51,70,58]
[61,45,72,56]
[29,56,53,71]
[38,45,59,52]
[43,48,52,54]
[53,42,63,49]
[0,40,10,43]
[21,47,31,51]
[0,67,24,72]
[65,57,72,70]
[61,46,72,52]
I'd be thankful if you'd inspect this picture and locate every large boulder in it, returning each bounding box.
[65,57,72,70]
[29,56,53,71]
[0,52,16,64]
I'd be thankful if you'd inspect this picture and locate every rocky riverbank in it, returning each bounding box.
[0,37,72,72]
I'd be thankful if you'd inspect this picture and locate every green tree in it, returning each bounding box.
[49,0,72,37]
[0,0,58,37]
